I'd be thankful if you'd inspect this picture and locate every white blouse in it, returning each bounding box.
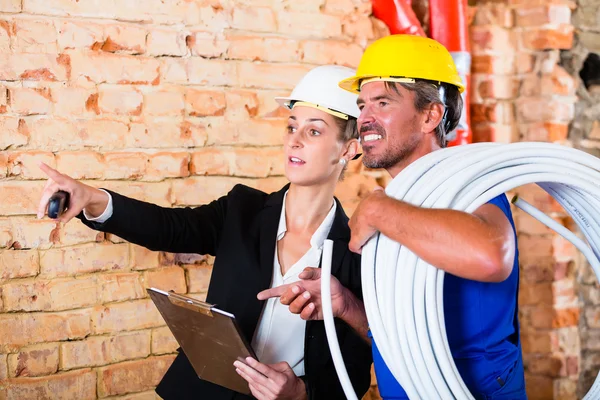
[250,191,336,376]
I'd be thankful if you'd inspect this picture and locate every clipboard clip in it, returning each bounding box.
[167,291,214,317]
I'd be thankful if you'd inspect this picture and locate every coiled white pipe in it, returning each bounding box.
[321,141,600,400]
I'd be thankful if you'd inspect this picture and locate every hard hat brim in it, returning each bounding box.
[339,75,465,94]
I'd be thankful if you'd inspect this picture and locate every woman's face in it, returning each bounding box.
[283,105,347,187]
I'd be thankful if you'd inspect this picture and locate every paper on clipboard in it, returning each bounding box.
[147,288,257,395]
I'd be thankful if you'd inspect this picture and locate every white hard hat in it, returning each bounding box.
[275,65,360,120]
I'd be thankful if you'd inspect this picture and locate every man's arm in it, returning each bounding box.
[349,190,516,283]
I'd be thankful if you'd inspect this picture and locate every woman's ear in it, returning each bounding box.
[341,139,360,162]
[421,103,445,135]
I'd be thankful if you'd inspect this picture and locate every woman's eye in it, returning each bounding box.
[287,126,296,133]
[310,129,321,136]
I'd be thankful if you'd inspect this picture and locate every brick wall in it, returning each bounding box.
[0,1,385,398]
[470,1,582,399]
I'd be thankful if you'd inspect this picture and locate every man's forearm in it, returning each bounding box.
[369,195,513,282]
[339,288,371,344]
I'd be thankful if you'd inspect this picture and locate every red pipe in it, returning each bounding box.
[371,0,426,36]
[429,0,472,146]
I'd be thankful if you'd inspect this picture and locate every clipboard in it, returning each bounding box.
[147,288,257,395]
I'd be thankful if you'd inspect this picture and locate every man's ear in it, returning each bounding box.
[421,103,445,134]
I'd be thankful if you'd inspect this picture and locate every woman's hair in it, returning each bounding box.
[332,116,358,180]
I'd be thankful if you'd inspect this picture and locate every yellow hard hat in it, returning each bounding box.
[339,34,465,94]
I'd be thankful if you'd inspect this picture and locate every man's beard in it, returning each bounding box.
[360,122,420,170]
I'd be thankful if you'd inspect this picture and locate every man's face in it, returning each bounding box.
[356,81,422,175]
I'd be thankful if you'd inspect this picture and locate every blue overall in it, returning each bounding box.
[370,194,527,399]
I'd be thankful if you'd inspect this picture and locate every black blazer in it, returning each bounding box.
[79,183,373,400]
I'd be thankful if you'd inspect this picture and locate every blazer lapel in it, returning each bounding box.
[322,197,352,277]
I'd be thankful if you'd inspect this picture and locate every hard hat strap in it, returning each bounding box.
[290,101,349,120]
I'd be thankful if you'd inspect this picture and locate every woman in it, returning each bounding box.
[37,65,372,400]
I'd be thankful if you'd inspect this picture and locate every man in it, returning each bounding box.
[258,34,526,399]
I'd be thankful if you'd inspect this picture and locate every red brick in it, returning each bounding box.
[232,6,276,32]
[8,343,59,378]
[541,65,576,96]
[515,5,571,26]
[190,148,230,176]
[68,51,160,85]
[0,250,38,280]
[232,147,284,177]
[143,90,184,117]
[470,25,514,54]
[103,152,146,180]
[59,217,103,246]
[471,102,513,124]
[51,86,96,117]
[186,264,212,293]
[55,151,104,179]
[285,0,327,12]
[7,218,56,249]
[0,153,7,178]
[278,12,342,38]
[0,21,11,54]
[0,0,20,12]
[0,219,12,248]
[521,331,557,353]
[151,327,179,355]
[39,243,129,278]
[128,118,208,148]
[519,282,553,306]
[186,4,231,31]
[0,54,69,81]
[130,245,161,271]
[8,87,52,115]
[519,25,574,50]
[0,353,7,380]
[227,35,299,62]
[524,353,566,377]
[171,177,241,206]
[2,369,96,400]
[185,89,226,117]
[3,276,98,312]
[515,52,536,74]
[553,307,580,328]
[88,181,171,207]
[97,85,143,116]
[7,151,55,179]
[97,272,145,303]
[471,4,513,27]
[187,57,237,86]
[97,355,175,397]
[146,152,190,180]
[301,40,362,68]
[0,116,28,149]
[56,20,104,50]
[472,75,518,101]
[524,373,554,400]
[515,97,574,123]
[146,28,187,57]
[159,58,187,84]
[25,117,79,151]
[186,31,229,58]
[60,331,150,370]
[79,119,129,149]
[91,299,164,334]
[225,90,260,120]
[471,55,514,75]
[519,122,569,142]
[0,310,91,352]
[206,118,286,146]
[12,19,58,53]
[100,24,146,54]
[0,181,44,216]
[324,0,361,15]
[237,62,311,90]
[143,266,187,294]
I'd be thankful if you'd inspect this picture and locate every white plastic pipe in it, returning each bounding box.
[320,141,600,400]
